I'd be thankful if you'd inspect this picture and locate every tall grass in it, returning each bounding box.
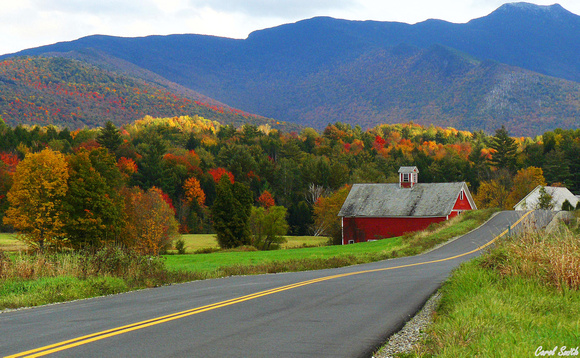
[480,224,580,291]
[408,213,580,357]
[0,247,203,309]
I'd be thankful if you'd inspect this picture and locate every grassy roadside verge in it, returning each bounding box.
[0,209,496,310]
[400,214,580,357]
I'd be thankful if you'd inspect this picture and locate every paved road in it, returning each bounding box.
[0,210,552,358]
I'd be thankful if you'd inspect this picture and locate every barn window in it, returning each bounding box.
[460,190,464,200]
[402,173,410,182]
[348,240,355,244]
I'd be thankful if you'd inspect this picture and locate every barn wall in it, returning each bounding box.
[342,216,447,244]
[453,192,473,211]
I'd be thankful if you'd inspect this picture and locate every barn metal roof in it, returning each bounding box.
[338,182,472,217]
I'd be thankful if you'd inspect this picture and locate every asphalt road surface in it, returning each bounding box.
[0,210,553,358]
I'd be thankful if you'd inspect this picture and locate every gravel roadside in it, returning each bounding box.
[372,292,441,358]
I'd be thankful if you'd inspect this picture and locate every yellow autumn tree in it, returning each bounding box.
[506,167,546,208]
[3,148,69,251]
[313,185,351,245]
[474,180,510,209]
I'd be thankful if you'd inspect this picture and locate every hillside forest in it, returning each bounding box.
[1,115,579,252]
[0,57,300,132]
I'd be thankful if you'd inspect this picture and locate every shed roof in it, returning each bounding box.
[338,182,473,217]
[398,166,419,174]
[513,186,579,210]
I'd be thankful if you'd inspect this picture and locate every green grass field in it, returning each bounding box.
[0,233,23,251]
[175,234,327,253]
[0,234,328,253]
[0,209,495,310]
[164,236,404,272]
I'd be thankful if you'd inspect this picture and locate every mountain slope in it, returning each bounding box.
[0,56,299,131]
[2,2,580,135]
[274,45,580,135]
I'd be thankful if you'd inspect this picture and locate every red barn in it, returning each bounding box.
[338,167,477,245]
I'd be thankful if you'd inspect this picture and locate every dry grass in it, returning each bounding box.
[481,219,580,291]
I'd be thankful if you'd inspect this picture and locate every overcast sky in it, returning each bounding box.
[1,0,579,56]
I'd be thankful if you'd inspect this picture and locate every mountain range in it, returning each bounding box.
[2,2,580,136]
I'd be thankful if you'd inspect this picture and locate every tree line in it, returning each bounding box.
[1,115,579,252]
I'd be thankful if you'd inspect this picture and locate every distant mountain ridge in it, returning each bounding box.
[2,2,580,135]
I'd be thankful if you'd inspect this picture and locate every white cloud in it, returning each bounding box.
[187,0,356,17]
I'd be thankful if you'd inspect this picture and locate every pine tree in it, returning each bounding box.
[211,175,252,248]
[488,126,518,171]
[63,148,124,248]
[96,121,123,154]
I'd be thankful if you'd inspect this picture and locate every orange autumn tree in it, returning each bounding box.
[3,148,69,251]
[183,177,206,207]
[121,187,179,255]
[116,157,137,182]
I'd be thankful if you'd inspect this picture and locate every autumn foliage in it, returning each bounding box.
[3,148,69,250]
[183,177,206,207]
[208,167,234,184]
[2,115,580,251]
[121,187,179,255]
[257,190,275,209]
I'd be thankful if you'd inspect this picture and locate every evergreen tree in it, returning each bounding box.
[488,126,518,171]
[96,121,123,154]
[536,187,555,210]
[63,149,124,248]
[561,199,574,211]
[211,176,252,248]
[133,134,168,190]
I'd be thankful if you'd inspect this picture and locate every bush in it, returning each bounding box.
[175,238,187,254]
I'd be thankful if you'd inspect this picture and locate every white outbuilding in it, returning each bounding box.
[513,185,579,211]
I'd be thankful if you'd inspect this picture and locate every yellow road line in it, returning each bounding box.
[6,210,533,358]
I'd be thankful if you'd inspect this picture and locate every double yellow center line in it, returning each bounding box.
[6,211,533,358]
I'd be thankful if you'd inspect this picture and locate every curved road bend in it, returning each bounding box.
[1,210,553,358]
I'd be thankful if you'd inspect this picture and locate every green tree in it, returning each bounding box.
[63,148,125,248]
[536,187,555,210]
[96,121,123,154]
[249,205,289,250]
[3,149,69,251]
[133,134,168,190]
[211,176,253,248]
[561,199,574,211]
[488,126,518,171]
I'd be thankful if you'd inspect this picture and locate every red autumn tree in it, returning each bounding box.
[208,167,234,184]
[257,190,275,209]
